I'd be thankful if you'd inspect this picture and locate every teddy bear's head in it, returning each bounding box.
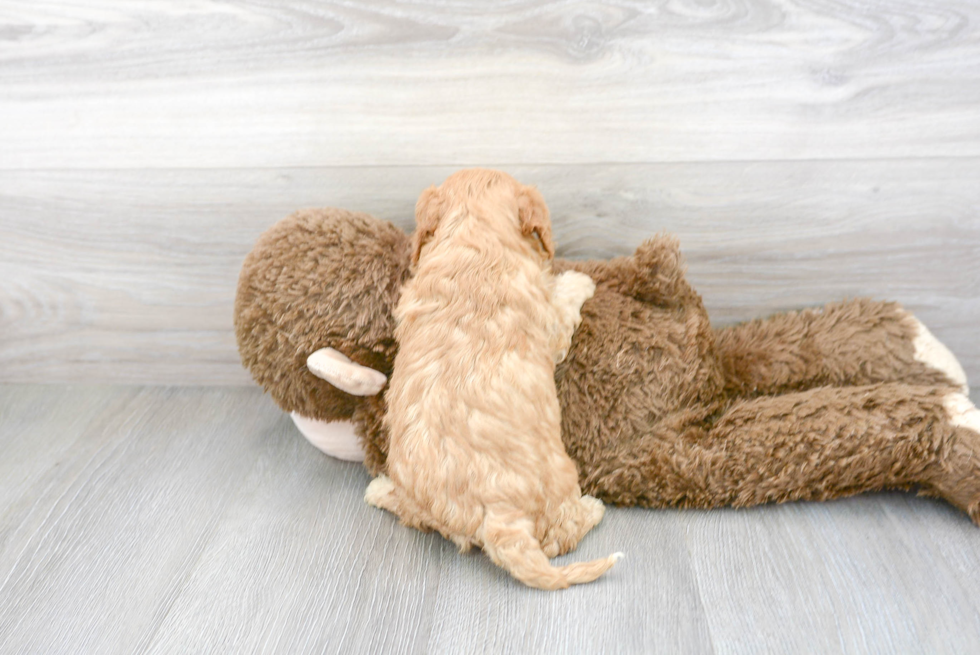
[234,207,411,428]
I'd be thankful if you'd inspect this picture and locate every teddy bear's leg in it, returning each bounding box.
[714,299,967,397]
[541,494,607,558]
[580,383,980,523]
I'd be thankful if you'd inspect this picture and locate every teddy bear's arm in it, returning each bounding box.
[306,347,388,396]
[553,234,697,308]
[713,299,968,397]
[578,382,980,523]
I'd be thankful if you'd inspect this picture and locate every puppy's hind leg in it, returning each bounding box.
[577,494,607,534]
[542,494,610,558]
[365,475,433,533]
[364,475,395,504]
[364,474,398,511]
[480,505,620,591]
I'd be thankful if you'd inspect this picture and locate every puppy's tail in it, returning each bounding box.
[481,512,621,591]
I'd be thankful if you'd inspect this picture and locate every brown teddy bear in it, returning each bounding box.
[235,207,980,522]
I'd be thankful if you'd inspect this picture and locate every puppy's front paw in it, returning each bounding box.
[551,271,595,362]
[555,271,597,311]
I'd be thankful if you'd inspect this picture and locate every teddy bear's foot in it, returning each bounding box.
[946,392,980,433]
[909,316,969,394]
[936,393,980,524]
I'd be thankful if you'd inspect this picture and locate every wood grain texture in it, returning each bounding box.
[687,497,980,653]
[1,162,977,385]
[0,385,286,653]
[3,385,980,653]
[2,0,980,168]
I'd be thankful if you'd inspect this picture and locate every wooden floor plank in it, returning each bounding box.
[4,385,980,653]
[141,431,446,655]
[2,161,977,385]
[687,495,980,654]
[0,386,284,653]
[0,385,127,513]
[423,507,714,654]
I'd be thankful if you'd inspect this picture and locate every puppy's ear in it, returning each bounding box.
[517,185,555,260]
[413,185,442,265]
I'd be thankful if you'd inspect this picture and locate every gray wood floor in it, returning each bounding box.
[2,384,980,654]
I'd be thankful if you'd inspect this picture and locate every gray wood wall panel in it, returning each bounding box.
[2,0,979,385]
[4,385,980,653]
[2,162,977,385]
[2,1,980,168]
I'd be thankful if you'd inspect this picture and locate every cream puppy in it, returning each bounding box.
[365,169,620,590]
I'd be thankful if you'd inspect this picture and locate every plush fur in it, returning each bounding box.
[367,169,618,590]
[234,208,410,471]
[235,206,980,524]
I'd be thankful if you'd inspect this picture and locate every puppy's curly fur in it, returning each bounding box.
[365,170,620,590]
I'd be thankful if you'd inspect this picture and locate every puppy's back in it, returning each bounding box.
[386,235,575,524]
[377,169,619,589]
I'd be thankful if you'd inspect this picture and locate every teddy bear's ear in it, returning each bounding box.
[517,185,555,260]
[413,185,442,265]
